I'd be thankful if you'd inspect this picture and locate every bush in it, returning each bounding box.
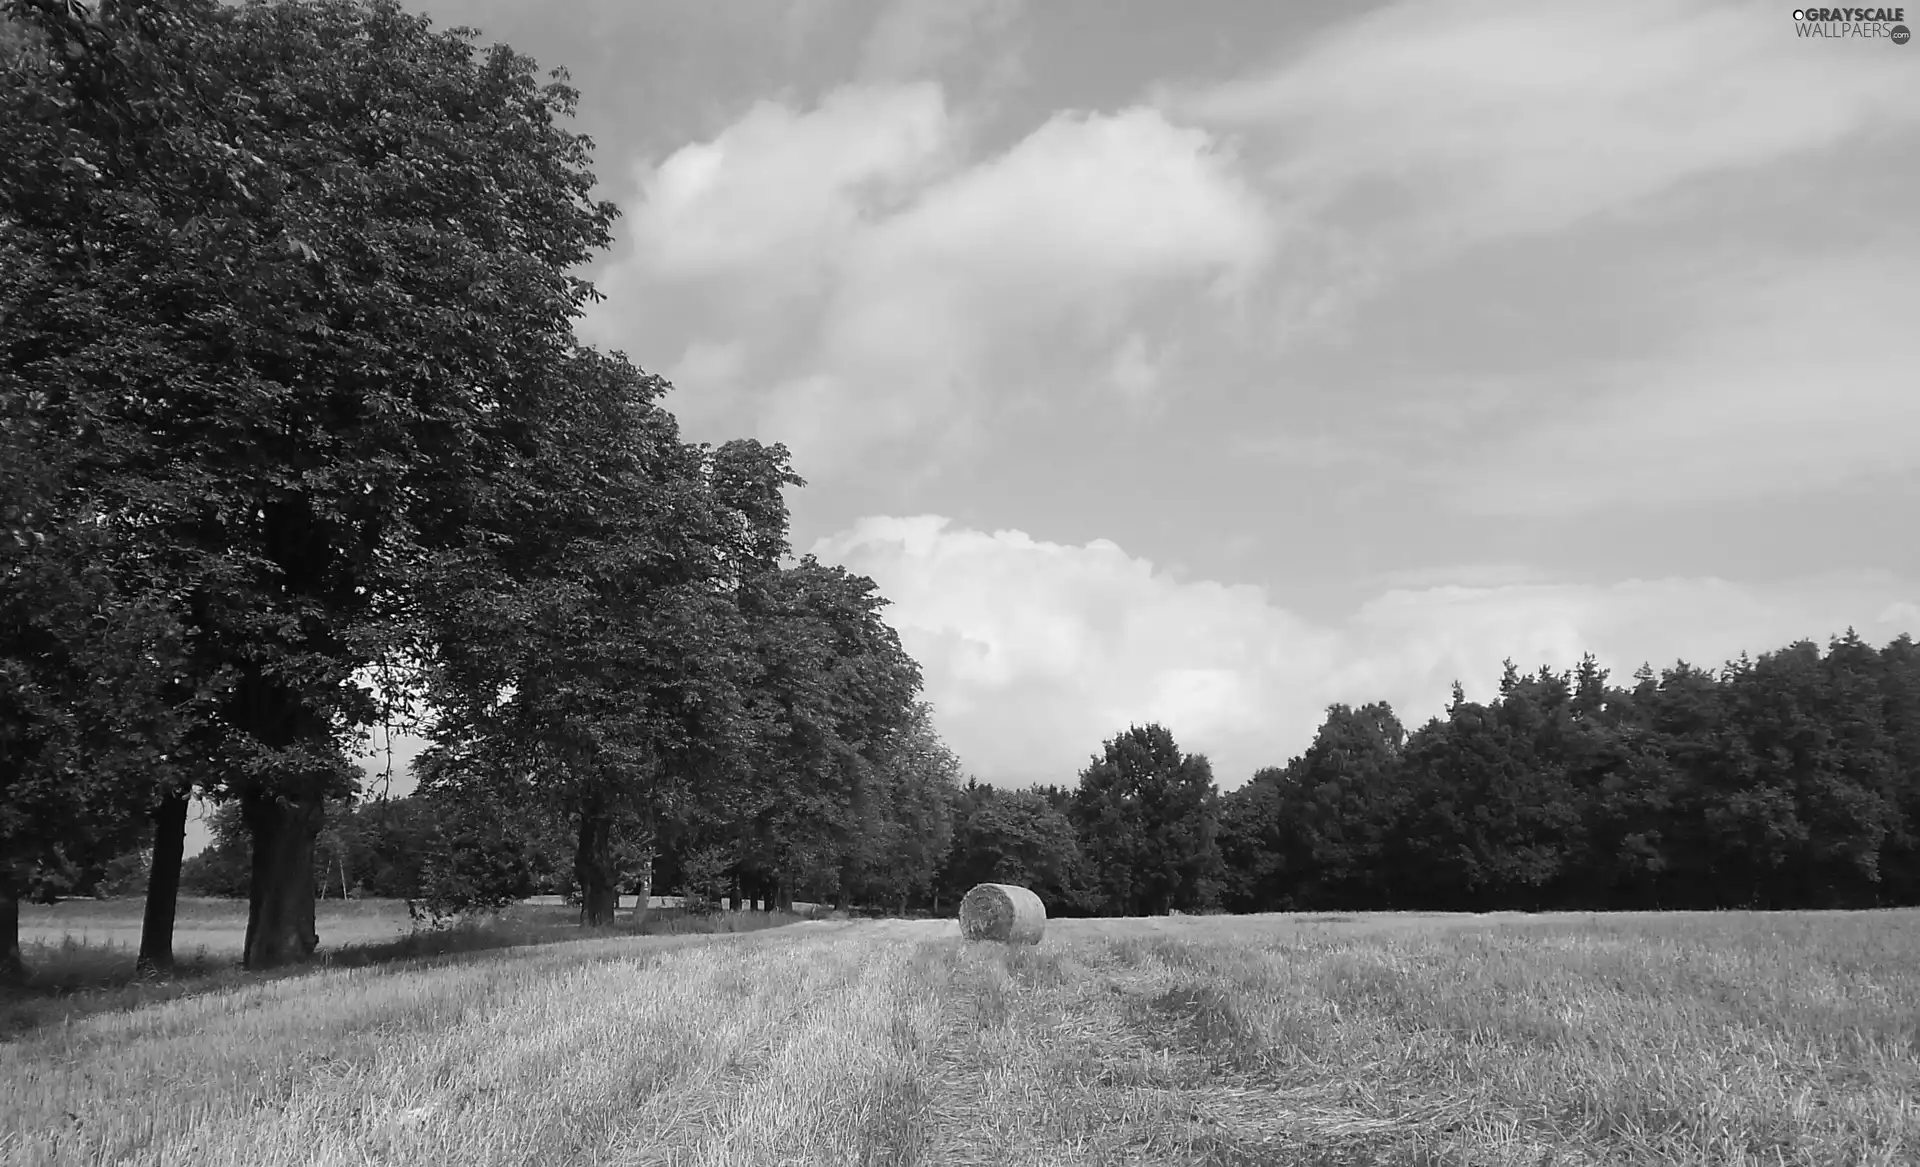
[406,802,537,927]
[678,845,733,916]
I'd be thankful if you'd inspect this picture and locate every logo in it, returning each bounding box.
[1792,7,1911,39]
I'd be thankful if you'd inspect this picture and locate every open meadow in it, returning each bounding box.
[14,895,708,968]
[16,896,418,961]
[5,908,1920,1166]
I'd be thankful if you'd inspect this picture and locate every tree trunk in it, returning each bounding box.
[575,810,616,927]
[225,666,342,970]
[241,789,323,970]
[137,787,190,975]
[1,868,23,986]
[728,871,741,912]
[631,843,654,927]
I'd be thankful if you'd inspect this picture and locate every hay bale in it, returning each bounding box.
[959,882,1046,944]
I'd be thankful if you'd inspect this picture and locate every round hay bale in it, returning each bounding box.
[959,882,1046,944]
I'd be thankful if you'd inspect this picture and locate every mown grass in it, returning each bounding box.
[5,910,1918,1165]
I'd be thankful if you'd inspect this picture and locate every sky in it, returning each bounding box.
[183,0,1920,851]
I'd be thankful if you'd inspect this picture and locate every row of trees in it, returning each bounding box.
[33,600,1920,931]
[2,0,947,980]
[927,630,1920,919]
[142,716,1205,922]
[162,694,967,919]
[1218,631,1920,913]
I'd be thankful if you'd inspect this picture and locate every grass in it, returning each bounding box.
[4,909,1919,1165]
[5,897,802,1038]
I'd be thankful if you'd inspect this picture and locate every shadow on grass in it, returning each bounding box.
[2,904,805,1040]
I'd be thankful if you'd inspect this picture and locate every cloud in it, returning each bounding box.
[625,83,955,299]
[1445,253,1920,513]
[786,104,1267,463]
[1106,333,1164,412]
[601,89,1269,474]
[815,516,1920,788]
[858,0,1023,83]
[1157,0,1919,328]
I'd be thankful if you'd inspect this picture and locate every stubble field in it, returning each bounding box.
[5,907,1919,1166]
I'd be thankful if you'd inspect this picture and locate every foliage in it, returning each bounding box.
[177,802,250,898]
[937,780,1097,915]
[731,559,925,909]
[854,702,962,911]
[415,346,778,924]
[1071,723,1224,916]
[2,0,627,967]
[1218,632,1920,914]
[1,379,194,973]
[678,844,733,916]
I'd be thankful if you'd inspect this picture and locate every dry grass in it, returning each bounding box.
[5,909,1919,1165]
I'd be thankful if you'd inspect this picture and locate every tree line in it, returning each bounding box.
[924,631,1920,919]
[894,633,1920,918]
[940,631,1920,919]
[106,626,1920,925]
[1218,634,1920,913]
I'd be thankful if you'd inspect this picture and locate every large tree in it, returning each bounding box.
[0,407,188,981]
[1876,634,1920,902]
[418,355,767,926]
[841,701,961,913]
[938,780,1095,916]
[2,0,624,966]
[1393,668,1583,911]
[1072,723,1223,916]
[729,558,925,912]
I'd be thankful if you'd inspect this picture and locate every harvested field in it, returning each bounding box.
[5,910,1919,1165]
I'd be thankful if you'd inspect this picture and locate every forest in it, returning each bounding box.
[6,1,1919,988]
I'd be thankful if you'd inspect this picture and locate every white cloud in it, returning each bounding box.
[1447,254,1920,513]
[846,106,1268,308]
[607,91,1269,475]
[627,83,955,296]
[816,516,1920,788]
[792,105,1267,462]
[1157,0,1919,328]
[813,104,1268,390]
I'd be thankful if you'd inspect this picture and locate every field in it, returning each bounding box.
[14,895,707,967]
[5,907,1919,1166]
[16,895,418,959]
